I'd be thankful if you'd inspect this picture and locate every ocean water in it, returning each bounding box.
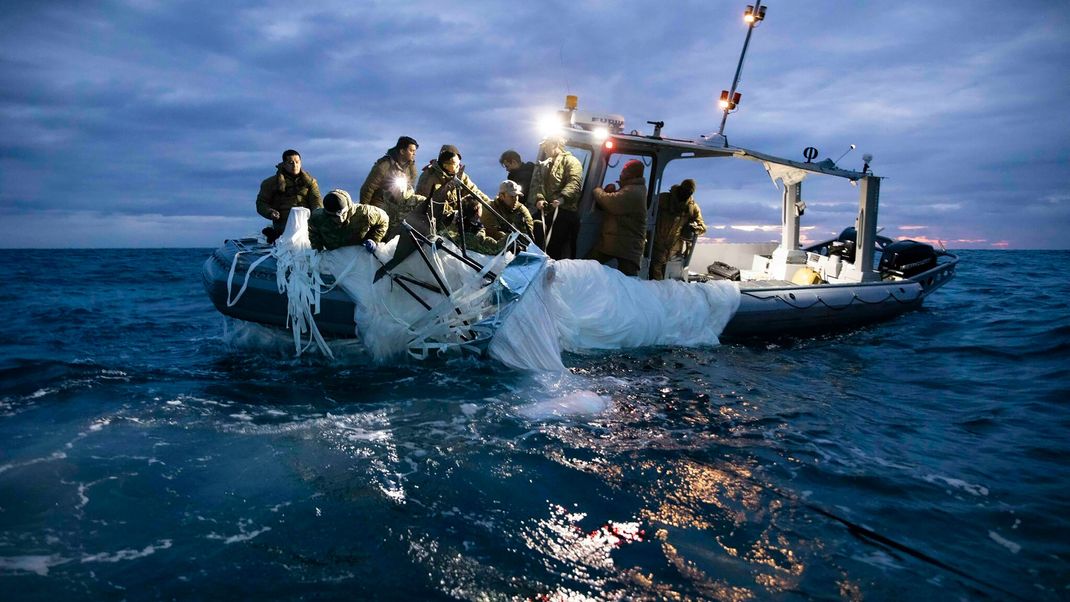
[0,248,1067,600]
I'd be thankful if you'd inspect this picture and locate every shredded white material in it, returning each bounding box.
[489,260,740,371]
[274,209,335,357]
[241,215,742,371]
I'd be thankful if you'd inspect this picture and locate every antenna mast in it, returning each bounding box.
[718,1,767,136]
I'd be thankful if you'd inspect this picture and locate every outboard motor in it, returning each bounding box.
[879,239,937,278]
[829,227,859,263]
[830,227,895,265]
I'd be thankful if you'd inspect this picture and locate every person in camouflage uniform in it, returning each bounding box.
[483,180,534,243]
[529,136,583,259]
[649,179,707,280]
[359,136,423,241]
[448,196,506,256]
[257,149,322,243]
[415,145,492,214]
[308,189,389,252]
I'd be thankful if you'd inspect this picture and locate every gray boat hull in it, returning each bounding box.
[202,238,957,342]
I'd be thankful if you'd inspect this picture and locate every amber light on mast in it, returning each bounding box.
[718,1,767,136]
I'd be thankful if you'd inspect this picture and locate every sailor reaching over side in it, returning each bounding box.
[308,189,388,252]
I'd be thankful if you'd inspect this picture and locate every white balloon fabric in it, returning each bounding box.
[274,213,741,370]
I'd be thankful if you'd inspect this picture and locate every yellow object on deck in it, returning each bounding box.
[791,267,823,285]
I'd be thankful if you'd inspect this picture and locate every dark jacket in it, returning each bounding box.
[592,176,648,265]
[256,167,321,227]
[507,161,536,199]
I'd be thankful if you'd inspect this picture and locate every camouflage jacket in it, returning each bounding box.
[652,186,707,262]
[415,161,492,215]
[483,198,534,242]
[308,204,389,252]
[359,152,423,240]
[530,151,583,212]
[448,224,506,256]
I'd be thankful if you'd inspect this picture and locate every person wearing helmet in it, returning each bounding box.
[359,136,424,241]
[588,159,648,276]
[256,149,322,244]
[483,180,534,243]
[529,135,582,259]
[308,189,389,252]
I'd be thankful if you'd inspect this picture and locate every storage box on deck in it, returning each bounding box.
[707,261,740,281]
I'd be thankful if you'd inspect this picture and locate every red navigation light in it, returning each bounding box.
[719,90,742,111]
[604,140,614,150]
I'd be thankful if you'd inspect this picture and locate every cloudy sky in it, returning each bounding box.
[2,1,1067,249]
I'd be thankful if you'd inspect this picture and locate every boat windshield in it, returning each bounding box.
[565,143,592,186]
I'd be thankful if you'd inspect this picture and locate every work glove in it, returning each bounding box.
[362,239,377,254]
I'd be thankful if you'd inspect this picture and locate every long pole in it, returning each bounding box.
[718,0,762,136]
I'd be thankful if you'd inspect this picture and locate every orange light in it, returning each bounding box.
[604,140,614,150]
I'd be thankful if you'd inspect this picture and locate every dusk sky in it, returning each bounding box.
[2,1,1067,249]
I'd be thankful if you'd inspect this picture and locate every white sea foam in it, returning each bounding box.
[988,530,1022,554]
[516,390,612,420]
[0,554,69,576]
[81,539,172,563]
[0,451,66,475]
[923,473,989,497]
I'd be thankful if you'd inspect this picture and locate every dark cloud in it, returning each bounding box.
[1,0,1068,248]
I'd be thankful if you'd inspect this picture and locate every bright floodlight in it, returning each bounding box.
[538,113,562,139]
[392,176,408,192]
[592,126,609,141]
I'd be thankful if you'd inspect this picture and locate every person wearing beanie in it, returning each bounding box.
[359,136,424,241]
[308,188,389,252]
[256,149,322,244]
[499,149,536,199]
[529,136,583,259]
[483,179,534,243]
[649,178,707,280]
[588,160,649,276]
